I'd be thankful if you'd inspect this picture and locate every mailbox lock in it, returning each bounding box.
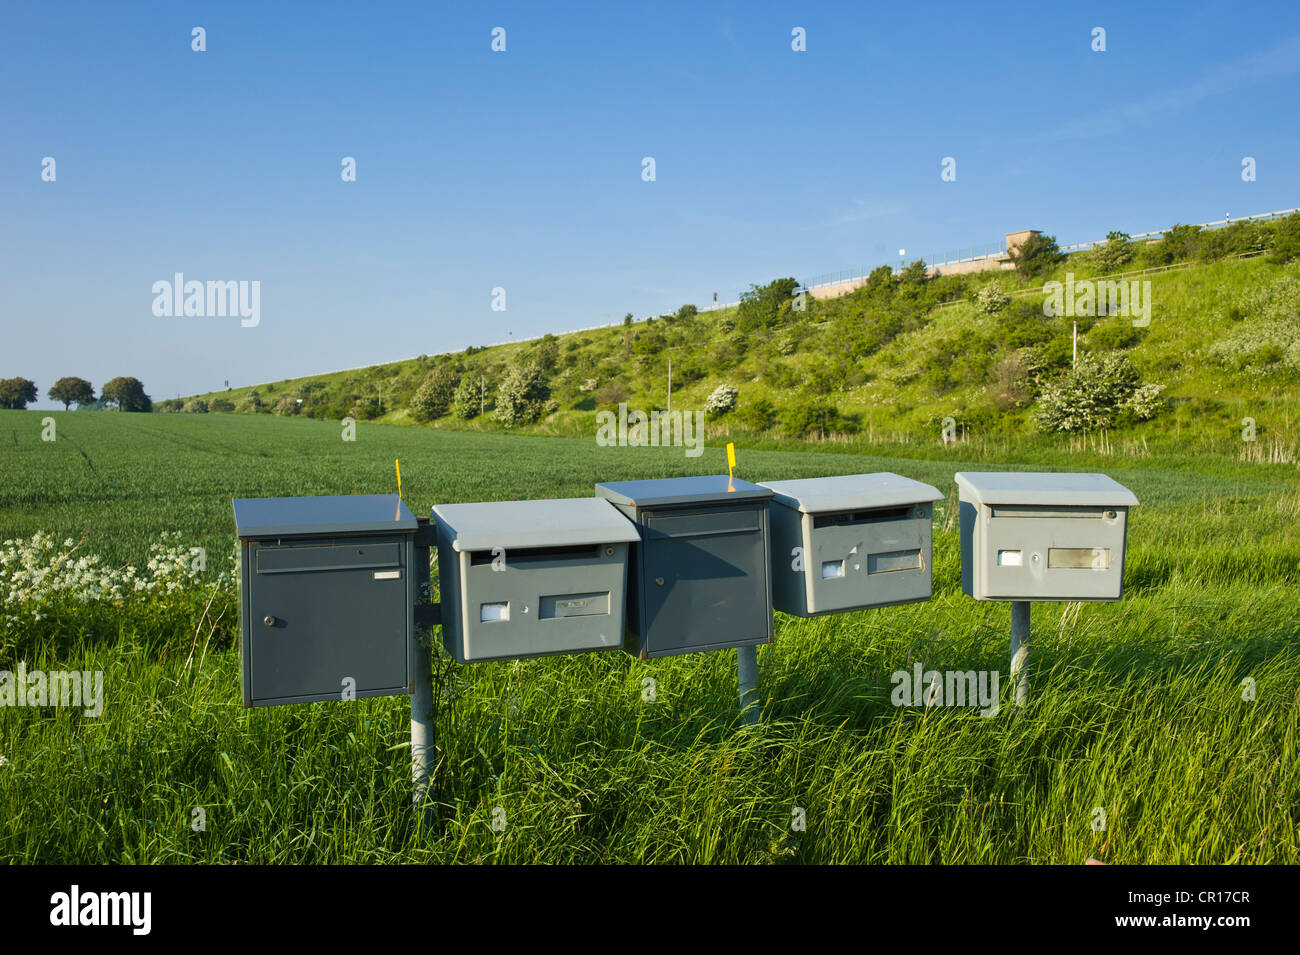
[1104,510,1117,520]
[604,546,615,557]
[263,615,278,627]
[655,576,665,586]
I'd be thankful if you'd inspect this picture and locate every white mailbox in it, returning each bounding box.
[432,497,640,663]
[760,472,943,616]
[956,472,1138,602]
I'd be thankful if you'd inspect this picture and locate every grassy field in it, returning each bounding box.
[1,410,1298,862]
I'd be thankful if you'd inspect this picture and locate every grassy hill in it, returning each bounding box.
[185,217,1300,460]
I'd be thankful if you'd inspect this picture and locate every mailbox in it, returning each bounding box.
[759,472,944,616]
[432,497,640,663]
[594,476,774,658]
[232,494,417,707]
[956,472,1138,601]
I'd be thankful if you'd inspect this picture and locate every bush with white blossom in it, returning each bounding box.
[0,531,231,615]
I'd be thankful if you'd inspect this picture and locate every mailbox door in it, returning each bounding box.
[639,505,772,655]
[809,505,933,613]
[982,506,1128,600]
[245,536,411,705]
[458,544,628,661]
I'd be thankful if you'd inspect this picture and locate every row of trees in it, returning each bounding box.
[0,376,151,411]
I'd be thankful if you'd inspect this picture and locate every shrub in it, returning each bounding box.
[452,375,482,419]
[734,397,776,431]
[271,394,300,416]
[779,400,858,438]
[1209,269,1300,374]
[236,390,264,413]
[974,282,1011,315]
[209,398,235,413]
[410,365,460,421]
[1269,212,1300,265]
[181,399,209,413]
[704,384,739,416]
[1033,353,1162,433]
[494,361,553,426]
[1093,232,1135,273]
[737,278,799,332]
[594,382,629,407]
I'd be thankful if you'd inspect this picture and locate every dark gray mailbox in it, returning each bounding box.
[956,472,1139,601]
[432,497,640,663]
[233,494,417,707]
[759,472,944,616]
[594,476,774,658]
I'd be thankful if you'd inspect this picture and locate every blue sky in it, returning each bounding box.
[3,1,1298,407]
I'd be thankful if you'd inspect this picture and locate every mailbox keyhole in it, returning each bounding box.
[655,576,665,586]
[263,615,278,627]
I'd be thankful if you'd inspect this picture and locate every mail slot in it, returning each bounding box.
[595,475,774,658]
[432,497,639,663]
[956,472,1139,601]
[232,494,417,707]
[759,472,944,616]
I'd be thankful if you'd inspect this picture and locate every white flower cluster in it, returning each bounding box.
[0,531,230,610]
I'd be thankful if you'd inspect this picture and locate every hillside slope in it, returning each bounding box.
[186,218,1300,457]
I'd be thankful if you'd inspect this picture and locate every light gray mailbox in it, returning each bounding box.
[233,494,417,708]
[432,497,640,663]
[759,472,944,616]
[595,475,774,658]
[956,472,1138,602]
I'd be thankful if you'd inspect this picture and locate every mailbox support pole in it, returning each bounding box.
[411,518,440,817]
[737,645,760,725]
[1010,601,1030,706]
[411,636,435,812]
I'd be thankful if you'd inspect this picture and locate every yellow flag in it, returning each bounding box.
[395,459,402,499]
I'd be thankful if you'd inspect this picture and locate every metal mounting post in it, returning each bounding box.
[737,645,760,725]
[412,518,439,816]
[1010,601,1030,706]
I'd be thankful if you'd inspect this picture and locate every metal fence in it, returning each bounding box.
[798,206,1298,295]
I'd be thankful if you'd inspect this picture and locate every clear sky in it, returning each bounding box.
[3,1,1298,408]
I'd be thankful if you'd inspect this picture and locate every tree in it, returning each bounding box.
[409,365,460,421]
[452,374,482,419]
[0,377,39,409]
[100,377,152,412]
[494,361,552,426]
[49,377,94,410]
[1009,233,1066,279]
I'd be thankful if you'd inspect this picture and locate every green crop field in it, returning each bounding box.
[1,409,1298,863]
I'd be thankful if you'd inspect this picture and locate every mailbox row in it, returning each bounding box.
[232,470,1137,708]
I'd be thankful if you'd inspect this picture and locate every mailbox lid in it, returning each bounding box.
[233,494,416,539]
[955,472,1138,508]
[432,497,639,551]
[760,472,943,513]
[596,475,772,509]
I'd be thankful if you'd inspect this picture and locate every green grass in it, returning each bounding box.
[1,411,1298,862]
